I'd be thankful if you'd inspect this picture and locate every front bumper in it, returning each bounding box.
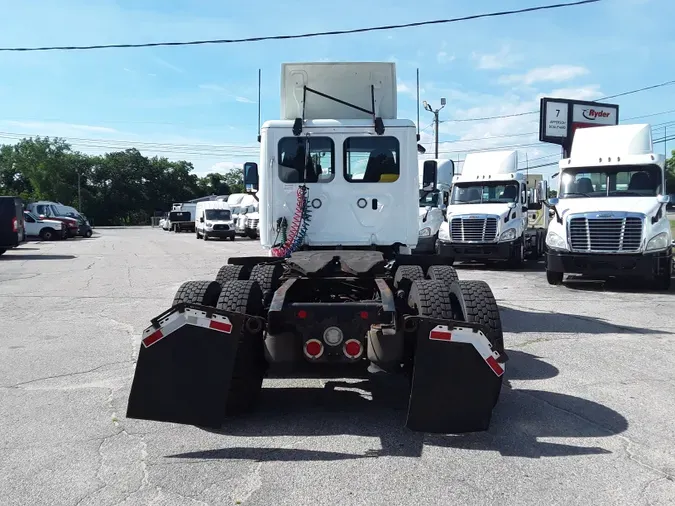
[436,239,516,260]
[546,248,673,278]
[412,235,437,253]
[205,228,235,238]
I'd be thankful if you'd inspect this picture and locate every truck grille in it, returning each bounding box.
[213,224,229,231]
[450,216,498,242]
[247,219,259,229]
[568,216,643,252]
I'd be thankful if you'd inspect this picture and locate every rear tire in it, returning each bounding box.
[172,280,221,307]
[39,228,56,241]
[216,264,249,286]
[394,265,425,293]
[426,265,459,286]
[249,263,283,306]
[216,280,266,415]
[448,280,504,404]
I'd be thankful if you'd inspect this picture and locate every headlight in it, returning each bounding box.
[499,228,516,242]
[205,222,213,228]
[419,227,431,237]
[546,230,567,250]
[646,232,669,251]
[438,222,450,241]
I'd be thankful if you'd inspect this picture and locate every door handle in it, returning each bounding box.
[371,198,378,210]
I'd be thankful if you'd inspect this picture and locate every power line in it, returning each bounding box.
[439,79,675,123]
[0,1,601,53]
[433,109,675,144]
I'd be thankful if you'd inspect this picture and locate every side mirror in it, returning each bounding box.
[422,160,437,191]
[657,194,670,205]
[522,205,528,213]
[536,180,548,203]
[243,162,259,192]
[199,217,204,223]
[417,144,426,154]
[547,197,560,207]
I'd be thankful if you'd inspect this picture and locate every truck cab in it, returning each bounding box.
[545,123,672,289]
[436,150,547,266]
[415,159,454,253]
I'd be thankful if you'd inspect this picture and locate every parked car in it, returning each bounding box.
[23,211,65,240]
[0,196,25,255]
[25,201,80,237]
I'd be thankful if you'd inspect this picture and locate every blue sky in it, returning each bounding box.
[0,0,674,177]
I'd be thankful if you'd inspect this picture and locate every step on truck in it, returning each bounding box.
[545,123,672,289]
[414,158,455,254]
[127,62,507,434]
[436,150,548,267]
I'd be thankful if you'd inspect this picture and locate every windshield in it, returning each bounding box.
[451,181,520,204]
[419,190,440,207]
[205,209,231,220]
[560,164,662,198]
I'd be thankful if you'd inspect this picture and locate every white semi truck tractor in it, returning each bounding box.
[545,123,672,289]
[415,158,455,253]
[436,149,548,267]
[126,61,507,435]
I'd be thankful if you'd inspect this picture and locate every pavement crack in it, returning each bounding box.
[3,361,128,389]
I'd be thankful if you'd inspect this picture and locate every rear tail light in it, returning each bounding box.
[304,339,324,359]
[12,217,17,233]
[343,339,363,359]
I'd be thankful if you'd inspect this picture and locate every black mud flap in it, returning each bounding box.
[126,302,265,429]
[404,315,507,434]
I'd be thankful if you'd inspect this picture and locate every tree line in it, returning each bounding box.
[0,136,246,226]
[1,136,674,226]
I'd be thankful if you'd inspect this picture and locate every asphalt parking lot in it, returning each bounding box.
[1,228,674,506]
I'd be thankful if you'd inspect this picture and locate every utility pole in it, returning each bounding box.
[422,98,446,158]
[78,172,82,211]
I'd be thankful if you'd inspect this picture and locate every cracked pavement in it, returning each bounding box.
[1,228,674,505]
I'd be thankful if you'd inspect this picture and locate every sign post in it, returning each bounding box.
[539,98,619,157]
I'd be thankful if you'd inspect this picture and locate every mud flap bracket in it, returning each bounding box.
[404,315,506,434]
[126,303,266,428]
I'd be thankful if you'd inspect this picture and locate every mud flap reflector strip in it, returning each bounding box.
[429,325,505,377]
[141,308,233,348]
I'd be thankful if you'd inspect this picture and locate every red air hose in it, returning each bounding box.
[271,187,305,257]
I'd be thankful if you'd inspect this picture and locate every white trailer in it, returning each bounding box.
[436,150,548,267]
[545,123,672,289]
[414,158,455,253]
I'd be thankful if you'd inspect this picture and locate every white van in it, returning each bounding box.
[195,201,236,241]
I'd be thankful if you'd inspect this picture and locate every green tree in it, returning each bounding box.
[666,149,675,194]
[221,168,244,193]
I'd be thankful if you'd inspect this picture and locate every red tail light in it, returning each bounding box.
[12,217,17,233]
[304,339,324,359]
[343,339,363,359]
[297,310,307,319]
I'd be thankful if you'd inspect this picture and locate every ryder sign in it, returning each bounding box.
[539,97,619,156]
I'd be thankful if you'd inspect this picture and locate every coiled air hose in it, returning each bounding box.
[271,185,312,257]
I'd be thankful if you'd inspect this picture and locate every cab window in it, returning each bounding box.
[278,137,335,183]
[344,136,400,183]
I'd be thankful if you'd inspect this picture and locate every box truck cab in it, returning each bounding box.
[415,159,454,253]
[195,201,236,241]
[436,150,548,267]
[545,123,672,289]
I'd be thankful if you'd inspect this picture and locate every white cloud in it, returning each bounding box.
[499,65,589,86]
[235,96,255,104]
[2,120,118,134]
[471,44,523,70]
[542,85,604,101]
[209,161,243,174]
[437,51,455,64]
[154,57,184,73]
[198,84,256,104]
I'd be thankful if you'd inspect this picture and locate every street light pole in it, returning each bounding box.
[78,172,82,211]
[422,98,446,158]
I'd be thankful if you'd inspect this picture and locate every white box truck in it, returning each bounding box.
[436,150,548,267]
[195,200,236,241]
[545,123,672,289]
